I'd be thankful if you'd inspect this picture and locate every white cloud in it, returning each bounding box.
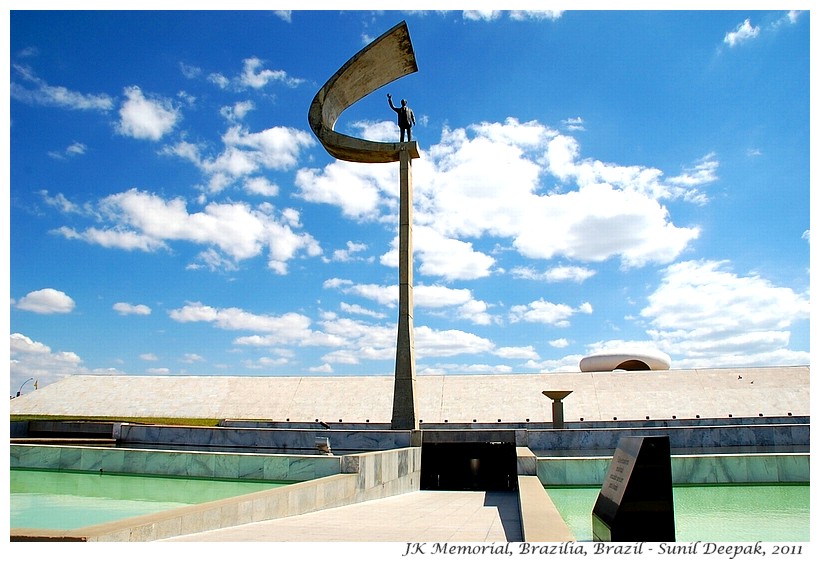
[641,260,810,367]
[179,62,202,79]
[240,57,304,89]
[331,241,369,262]
[511,265,596,283]
[117,86,180,141]
[209,57,303,91]
[415,326,495,358]
[168,125,314,193]
[139,353,159,361]
[220,100,255,122]
[324,279,494,325]
[243,176,279,197]
[300,117,705,277]
[170,302,330,347]
[724,19,760,47]
[463,11,502,21]
[16,288,75,314]
[420,363,513,375]
[510,11,563,21]
[509,299,593,327]
[40,190,83,214]
[381,226,495,281]
[10,333,83,390]
[295,160,394,220]
[561,116,585,131]
[208,73,230,89]
[549,338,570,348]
[309,363,333,373]
[54,189,321,274]
[11,64,114,111]
[782,11,802,25]
[494,346,540,360]
[113,302,152,316]
[54,225,168,252]
[340,302,386,319]
[273,11,292,23]
[48,141,87,160]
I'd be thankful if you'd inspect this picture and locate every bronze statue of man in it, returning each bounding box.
[388,93,415,142]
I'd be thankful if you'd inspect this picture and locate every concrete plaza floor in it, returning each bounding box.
[163,490,523,542]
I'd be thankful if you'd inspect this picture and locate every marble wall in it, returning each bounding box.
[10,443,342,482]
[527,422,809,453]
[117,423,415,452]
[537,453,810,486]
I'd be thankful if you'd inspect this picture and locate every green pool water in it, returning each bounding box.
[545,484,810,542]
[10,468,290,530]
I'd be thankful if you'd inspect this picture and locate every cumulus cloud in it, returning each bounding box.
[113,302,152,316]
[170,302,328,347]
[11,64,114,111]
[330,241,370,263]
[167,125,314,193]
[10,333,82,390]
[494,345,540,360]
[297,117,707,278]
[295,160,394,220]
[208,57,303,91]
[380,226,495,281]
[220,100,255,122]
[169,301,499,368]
[240,57,304,89]
[16,288,76,314]
[117,86,181,140]
[509,299,593,327]
[724,18,760,47]
[53,189,321,274]
[640,260,810,367]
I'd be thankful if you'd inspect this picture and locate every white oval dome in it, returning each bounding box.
[579,349,671,372]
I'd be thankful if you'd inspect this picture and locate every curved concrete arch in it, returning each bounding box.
[308,20,420,163]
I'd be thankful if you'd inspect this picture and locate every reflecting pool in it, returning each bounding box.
[545,484,810,542]
[11,468,289,530]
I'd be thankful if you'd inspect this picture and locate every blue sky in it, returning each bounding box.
[7,7,811,395]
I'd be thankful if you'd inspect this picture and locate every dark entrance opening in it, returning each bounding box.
[420,442,517,491]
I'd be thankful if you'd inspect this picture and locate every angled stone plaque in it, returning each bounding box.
[592,435,675,541]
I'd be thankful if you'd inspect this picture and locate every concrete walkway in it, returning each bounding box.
[163,490,522,542]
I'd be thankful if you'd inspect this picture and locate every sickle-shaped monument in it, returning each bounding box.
[308,21,420,430]
[308,21,420,163]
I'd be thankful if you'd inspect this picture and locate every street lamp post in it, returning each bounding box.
[16,377,34,397]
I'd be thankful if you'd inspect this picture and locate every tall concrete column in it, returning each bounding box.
[306,21,420,430]
[392,146,418,430]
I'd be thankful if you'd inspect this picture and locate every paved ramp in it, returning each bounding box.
[163,491,522,542]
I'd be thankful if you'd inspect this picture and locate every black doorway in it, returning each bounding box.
[420,442,517,491]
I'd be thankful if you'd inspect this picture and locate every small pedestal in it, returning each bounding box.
[542,390,573,429]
